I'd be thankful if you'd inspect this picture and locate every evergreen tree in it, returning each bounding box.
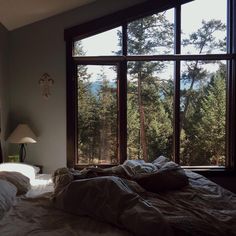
[74,15,227,166]
[126,12,174,161]
[180,20,226,164]
[97,68,117,164]
[75,42,101,164]
[196,65,226,165]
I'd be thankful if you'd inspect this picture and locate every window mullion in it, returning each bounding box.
[226,0,236,169]
[174,5,181,164]
[232,0,236,170]
[119,24,128,163]
[122,24,128,56]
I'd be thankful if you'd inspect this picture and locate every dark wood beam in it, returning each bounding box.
[66,40,77,168]
[64,0,193,41]
[72,54,235,62]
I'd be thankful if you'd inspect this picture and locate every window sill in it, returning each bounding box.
[182,166,236,177]
[74,164,117,170]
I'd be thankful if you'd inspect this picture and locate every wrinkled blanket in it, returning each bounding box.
[52,156,188,198]
[51,157,236,236]
[51,157,188,236]
[53,176,173,236]
[1,169,235,236]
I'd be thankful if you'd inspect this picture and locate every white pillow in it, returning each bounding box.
[0,163,40,180]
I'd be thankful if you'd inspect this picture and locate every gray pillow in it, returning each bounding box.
[0,179,17,219]
[0,171,30,195]
[134,168,189,193]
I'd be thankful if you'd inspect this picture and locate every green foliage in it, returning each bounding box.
[195,67,226,165]
[74,13,227,166]
[182,19,226,53]
[126,12,174,161]
[78,66,118,164]
[180,66,226,166]
[127,12,174,55]
[180,19,226,166]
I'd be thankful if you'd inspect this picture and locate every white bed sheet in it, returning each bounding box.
[27,174,54,197]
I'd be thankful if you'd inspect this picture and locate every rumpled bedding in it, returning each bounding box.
[144,170,236,236]
[54,176,173,236]
[51,157,236,236]
[51,157,187,236]
[52,156,188,197]
[1,170,235,236]
[0,193,132,236]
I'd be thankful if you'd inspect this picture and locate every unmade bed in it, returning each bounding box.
[0,160,235,236]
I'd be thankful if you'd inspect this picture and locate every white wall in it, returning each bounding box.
[0,23,9,160]
[8,0,145,173]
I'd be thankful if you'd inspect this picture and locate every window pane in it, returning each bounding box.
[180,60,226,166]
[127,61,174,161]
[73,27,122,56]
[77,65,118,165]
[127,9,174,55]
[181,0,227,54]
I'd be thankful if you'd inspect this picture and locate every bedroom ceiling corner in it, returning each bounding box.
[0,0,96,31]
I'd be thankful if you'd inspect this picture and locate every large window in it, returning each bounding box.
[66,0,236,169]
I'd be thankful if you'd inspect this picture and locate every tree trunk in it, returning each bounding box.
[180,61,199,133]
[138,71,148,161]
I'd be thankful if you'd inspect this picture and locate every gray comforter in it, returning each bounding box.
[51,157,236,236]
[54,176,173,236]
[52,157,188,236]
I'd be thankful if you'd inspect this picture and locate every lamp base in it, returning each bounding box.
[19,144,26,162]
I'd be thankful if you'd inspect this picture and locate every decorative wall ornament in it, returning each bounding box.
[39,73,54,99]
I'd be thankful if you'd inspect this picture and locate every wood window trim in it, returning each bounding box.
[65,0,236,171]
[64,0,193,41]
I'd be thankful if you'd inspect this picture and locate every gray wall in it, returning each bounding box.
[0,23,9,160]
[8,0,145,173]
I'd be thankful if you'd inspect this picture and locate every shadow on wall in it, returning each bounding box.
[0,132,3,162]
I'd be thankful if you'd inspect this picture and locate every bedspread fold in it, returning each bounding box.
[51,157,188,236]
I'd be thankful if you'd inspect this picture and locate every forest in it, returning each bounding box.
[75,10,226,166]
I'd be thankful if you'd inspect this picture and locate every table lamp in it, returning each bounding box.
[8,124,37,162]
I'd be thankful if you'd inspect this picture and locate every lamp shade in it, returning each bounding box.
[8,124,37,144]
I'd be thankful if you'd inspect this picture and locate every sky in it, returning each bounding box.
[75,0,227,82]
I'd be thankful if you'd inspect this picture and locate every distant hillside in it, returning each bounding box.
[90,80,116,95]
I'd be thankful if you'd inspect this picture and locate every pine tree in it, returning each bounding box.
[196,65,226,165]
[97,68,117,164]
[75,42,101,164]
[180,20,226,164]
[126,12,174,161]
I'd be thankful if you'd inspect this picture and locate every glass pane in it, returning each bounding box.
[73,27,122,56]
[127,9,174,55]
[77,65,118,165]
[180,60,226,166]
[181,0,227,54]
[127,61,174,162]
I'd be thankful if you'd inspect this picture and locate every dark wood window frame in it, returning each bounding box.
[65,0,236,171]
